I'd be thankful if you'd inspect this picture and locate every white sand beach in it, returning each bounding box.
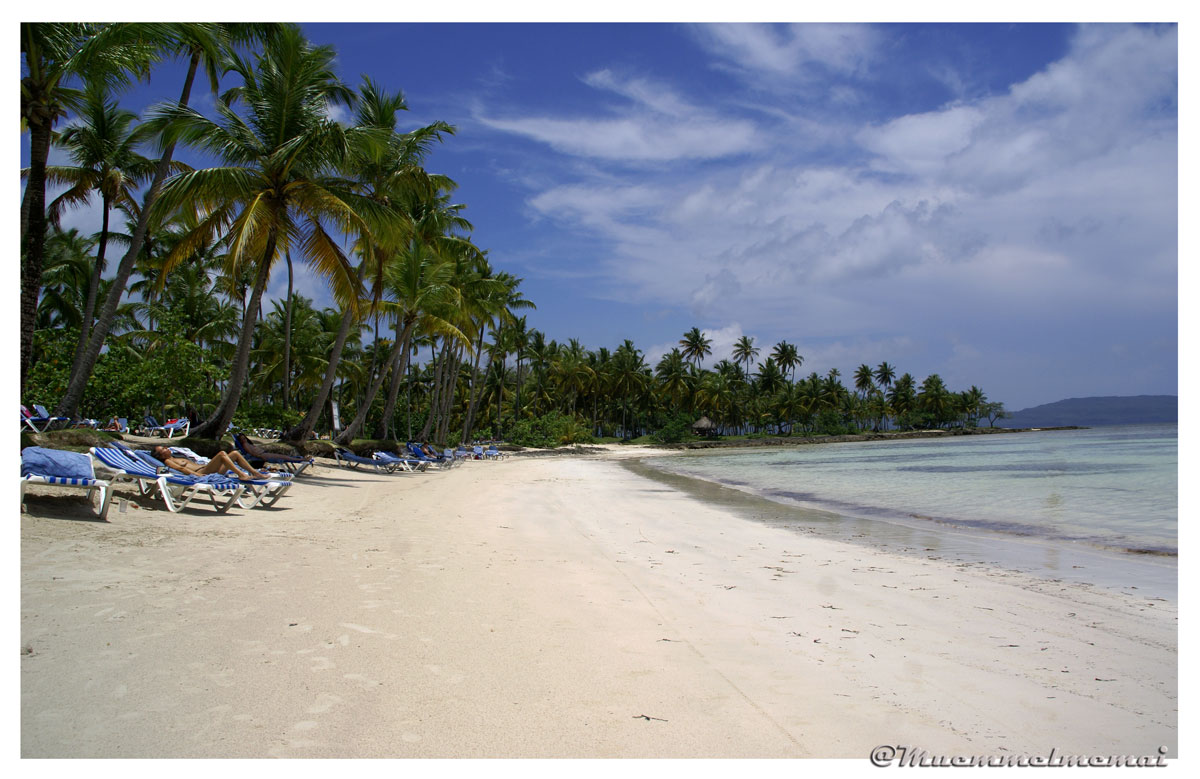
[20,448,1176,758]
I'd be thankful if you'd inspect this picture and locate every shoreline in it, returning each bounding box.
[624,453,1178,602]
[659,425,1087,451]
[21,451,1176,757]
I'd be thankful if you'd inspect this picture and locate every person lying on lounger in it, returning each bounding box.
[151,446,270,481]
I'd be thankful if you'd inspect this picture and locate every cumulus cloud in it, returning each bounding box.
[488,23,1177,407]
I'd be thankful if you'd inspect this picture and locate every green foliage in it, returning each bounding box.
[651,412,697,444]
[25,315,220,422]
[815,410,854,436]
[232,402,302,435]
[506,412,596,449]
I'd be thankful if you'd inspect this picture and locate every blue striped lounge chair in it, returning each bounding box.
[89,446,244,513]
[21,405,63,433]
[21,446,113,521]
[333,447,399,473]
[406,443,450,468]
[372,451,430,472]
[130,449,290,509]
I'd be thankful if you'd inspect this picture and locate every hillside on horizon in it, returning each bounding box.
[1000,395,1177,428]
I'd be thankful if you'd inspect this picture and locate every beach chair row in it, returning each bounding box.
[19,442,305,519]
[20,406,192,439]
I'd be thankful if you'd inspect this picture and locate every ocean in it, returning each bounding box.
[637,424,1177,599]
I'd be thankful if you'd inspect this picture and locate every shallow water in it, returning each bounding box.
[638,424,1177,599]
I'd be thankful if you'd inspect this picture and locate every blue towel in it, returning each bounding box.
[21,447,93,479]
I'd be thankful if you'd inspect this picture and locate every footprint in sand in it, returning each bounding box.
[308,656,336,672]
[307,693,343,714]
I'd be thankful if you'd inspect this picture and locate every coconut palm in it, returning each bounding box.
[853,363,876,399]
[679,326,712,370]
[22,22,161,394]
[732,335,759,375]
[55,23,277,419]
[146,25,367,438]
[771,340,802,383]
[41,83,171,369]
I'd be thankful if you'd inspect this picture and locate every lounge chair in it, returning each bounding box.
[233,433,313,476]
[89,445,244,513]
[485,445,505,461]
[129,449,289,509]
[406,443,450,468]
[33,404,72,431]
[372,451,429,472]
[333,447,400,473]
[21,405,65,433]
[21,446,113,520]
[160,418,190,438]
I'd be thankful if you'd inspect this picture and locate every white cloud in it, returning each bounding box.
[693,23,880,79]
[476,70,758,162]
[492,23,1175,408]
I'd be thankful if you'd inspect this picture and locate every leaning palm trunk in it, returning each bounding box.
[283,302,355,443]
[460,329,487,444]
[20,114,54,394]
[417,340,448,442]
[282,250,294,411]
[67,193,111,375]
[436,347,461,444]
[335,317,415,445]
[372,314,407,440]
[55,50,202,419]
[191,236,276,438]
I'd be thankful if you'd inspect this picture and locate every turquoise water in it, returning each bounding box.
[643,424,1177,597]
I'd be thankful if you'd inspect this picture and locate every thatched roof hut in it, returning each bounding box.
[691,416,717,437]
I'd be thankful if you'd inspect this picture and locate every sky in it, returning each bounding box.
[23,18,1181,412]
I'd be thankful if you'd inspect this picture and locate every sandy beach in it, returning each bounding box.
[20,447,1176,759]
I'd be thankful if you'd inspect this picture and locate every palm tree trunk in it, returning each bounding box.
[282,249,294,411]
[334,317,416,445]
[372,313,407,440]
[418,340,447,442]
[68,195,111,374]
[54,50,202,419]
[460,329,486,444]
[191,236,276,439]
[20,115,54,395]
[437,347,460,444]
[283,303,354,443]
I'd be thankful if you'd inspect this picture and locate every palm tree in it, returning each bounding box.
[679,326,712,370]
[22,22,160,394]
[732,335,759,375]
[874,361,896,394]
[55,23,276,419]
[147,25,365,438]
[771,340,802,383]
[41,83,169,370]
[853,363,875,399]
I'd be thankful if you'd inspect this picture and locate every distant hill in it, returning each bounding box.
[1001,395,1177,428]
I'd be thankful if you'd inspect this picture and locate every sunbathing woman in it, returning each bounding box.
[151,446,271,481]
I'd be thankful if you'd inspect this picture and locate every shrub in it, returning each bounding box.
[506,412,596,449]
[651,412,697,444]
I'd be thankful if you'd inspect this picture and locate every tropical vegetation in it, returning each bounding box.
[21,23,1005,449]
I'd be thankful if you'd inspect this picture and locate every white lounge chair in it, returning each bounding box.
[21,446,113,520]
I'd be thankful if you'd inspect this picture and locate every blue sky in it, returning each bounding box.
[28,20,1180,412]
